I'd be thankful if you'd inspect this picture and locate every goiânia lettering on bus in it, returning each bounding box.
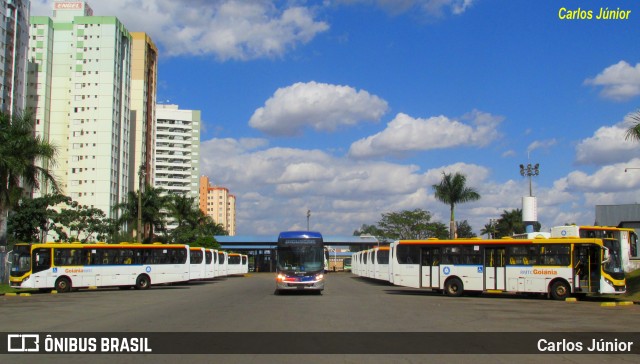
[64,268,92,274]
[519,268,558,275]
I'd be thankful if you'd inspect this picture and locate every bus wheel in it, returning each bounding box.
[135,274,151,290]
[55,277,71,293]
[444,278,464,297]
[549,281,570,300]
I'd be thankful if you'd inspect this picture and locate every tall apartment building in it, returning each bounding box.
[1,0,30,116]
[154,104,200,201]
[27,1,132,219]
[130,32,157,191]
[199,175,236,236]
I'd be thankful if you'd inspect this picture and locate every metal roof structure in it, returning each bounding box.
[215,234,379,248]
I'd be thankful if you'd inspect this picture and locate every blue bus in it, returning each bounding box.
[275,231,325,294]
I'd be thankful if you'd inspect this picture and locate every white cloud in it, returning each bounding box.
[575,121,640,165]
[584,61,640,101]
[527,139,557,154]
[336,0,476,16]
[31,0,329,60]
[249,81,389,136]
[200,137,500,235]
[348,110,503,158]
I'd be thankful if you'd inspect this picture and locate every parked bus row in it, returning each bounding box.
[9,242,248,293]
[352,236,627,300]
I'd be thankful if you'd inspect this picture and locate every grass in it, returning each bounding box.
[622,268,640,301]
[0,283,37,294]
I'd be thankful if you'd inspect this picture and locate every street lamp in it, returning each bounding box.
[519,163,540,196]
[137,163,146,243]
[306,209,311,231]
[625,167,640,172]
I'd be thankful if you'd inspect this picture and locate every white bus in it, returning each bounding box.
[204,249,216,279]
[227,253,248,276]
[189,247,207,281]
[388,237,626,300]
[10,242,190,292]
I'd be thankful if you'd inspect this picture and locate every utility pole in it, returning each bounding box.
[306,209,311,231]
[137,164,146,243]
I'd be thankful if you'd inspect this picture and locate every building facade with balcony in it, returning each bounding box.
[154,104,200,201]
[1,0,30,116]
[27,1,132,220]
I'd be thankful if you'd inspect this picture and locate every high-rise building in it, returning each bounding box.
[1,0,30,116]
[154,104,200,200]
[130,32,157,191]
[27,1,132,219]
[199,175,236,236]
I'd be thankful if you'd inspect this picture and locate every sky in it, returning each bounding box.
[31,0,640,237]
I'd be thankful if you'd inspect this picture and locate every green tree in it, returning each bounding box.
[7,194,69,244]
[377,209,444,240]
[455,220,476,238]
[0,111,59,246]
[432,172,481,239]
[166,193,226,247]
[114,185,170,242]
[353,224,385,239]
[624,110,640,142]
[56,202,113,242]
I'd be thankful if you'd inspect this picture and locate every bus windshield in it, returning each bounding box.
[602,239,623,274]
[277,245,324,273]
[10,245,32,277]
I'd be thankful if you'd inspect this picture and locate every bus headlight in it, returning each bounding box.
[604,277,615,288]
[315,274,324,281]
[277,274,285,281]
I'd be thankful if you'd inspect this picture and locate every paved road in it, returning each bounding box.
[1,272,639,363]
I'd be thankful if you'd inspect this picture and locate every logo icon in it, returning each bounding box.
[477,266,483,273]
[7,334,39,352]
[443,267,450,275]
[145,266,151,273]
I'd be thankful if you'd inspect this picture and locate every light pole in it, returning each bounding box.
[519,163,540,197]
[625,167,640,172]
[137,163,146,243]
[306,209,311,231]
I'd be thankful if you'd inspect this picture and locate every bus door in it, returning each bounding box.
[420,247,440,288]
[31,248,52,286]
[484,248,505,290]
[574,245,600,293]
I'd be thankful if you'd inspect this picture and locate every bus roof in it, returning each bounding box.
[15,242,189,249]
[396,238,603,246]
[278,231,323,240]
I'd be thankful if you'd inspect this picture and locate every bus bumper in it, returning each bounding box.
[276,275,325,291]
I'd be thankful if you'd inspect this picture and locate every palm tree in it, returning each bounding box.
[114,185,170,242]
[495,209,523,238]
[624,110,640,142]
[480,223,497,239]
[433,172,481,239]
[0,111,59,246]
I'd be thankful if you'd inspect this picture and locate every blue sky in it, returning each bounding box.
[32,1,640,236]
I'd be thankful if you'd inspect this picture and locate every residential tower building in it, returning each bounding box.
[27,0,132,220]
[199,175,236,236]
[1,0,30,116]
[154,104,200,200]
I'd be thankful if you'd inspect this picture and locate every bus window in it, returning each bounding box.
[32,248,51,274]
[396,245,419,264]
